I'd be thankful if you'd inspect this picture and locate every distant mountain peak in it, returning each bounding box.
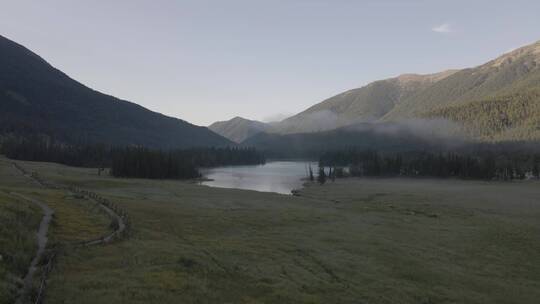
[209,117,271,143]
[231,116,251,122]
[395,70,458,86]
[485,40,540,69]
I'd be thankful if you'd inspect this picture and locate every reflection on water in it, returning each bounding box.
[200,161,316,194]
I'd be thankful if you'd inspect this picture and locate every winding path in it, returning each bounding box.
[10,162,129,303]
[71,189,126,246]
[11,193,54,304]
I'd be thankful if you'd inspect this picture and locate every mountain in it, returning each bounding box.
[383,40,540,121]
[209,117,271,143]
[270,40,540,141]
[272,70,457,134]
[422,88,540,141]
[0,35,233,148]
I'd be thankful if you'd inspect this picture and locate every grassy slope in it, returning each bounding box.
[8,159,540,304]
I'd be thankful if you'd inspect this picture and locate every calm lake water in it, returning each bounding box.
[201,161,317,194]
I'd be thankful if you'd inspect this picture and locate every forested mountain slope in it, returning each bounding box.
[423,88,540,141]
[0,35,233,148]
[269,40,540,142]
[273,70,457,134]
[383,40,540,121]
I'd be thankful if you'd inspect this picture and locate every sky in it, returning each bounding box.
[1,0,540,126]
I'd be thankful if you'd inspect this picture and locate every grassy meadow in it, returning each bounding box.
[0,157,113,303]
[0,191,41,304]
[1,157,540,303]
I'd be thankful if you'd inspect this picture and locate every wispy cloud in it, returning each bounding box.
[432,23,453,34]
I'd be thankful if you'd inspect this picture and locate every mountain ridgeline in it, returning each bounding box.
[272,70,458,134]
[0,35,233,149]
[272,40,540,139]
[209,117,272,143]
[2,33,540,157]
[208,40,540,155]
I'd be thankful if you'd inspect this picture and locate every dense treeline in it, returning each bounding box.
[1,136,265,179]
[0,136,109,167]
[425,88,540,141]
[320,148,540,180]
[110,147,265,179]
[110,147,201,179]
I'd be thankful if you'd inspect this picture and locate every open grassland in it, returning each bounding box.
[5,158,538,304]
[1,157,540,303]
[40,190,111,244]
[0,157,44,304]
[0,191,41,304]
[0,157,112,245]
[0,157,113,304]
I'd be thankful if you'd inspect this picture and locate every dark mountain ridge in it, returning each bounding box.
[0,35,233,148]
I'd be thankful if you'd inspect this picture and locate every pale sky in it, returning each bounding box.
[1,0,539,126]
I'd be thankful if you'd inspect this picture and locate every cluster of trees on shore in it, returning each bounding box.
[1,136,265,179]
[110,147,201,179]
[319,148,540,180]
[110,147,265,179]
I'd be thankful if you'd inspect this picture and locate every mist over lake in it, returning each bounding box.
[201,161,317,194]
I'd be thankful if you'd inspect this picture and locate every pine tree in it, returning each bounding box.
[309,165,314,182]
[533,162,540,179]
[317,167,326,184]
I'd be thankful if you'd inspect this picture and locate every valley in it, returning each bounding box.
[1,157,540,303]
[1,6,540,303]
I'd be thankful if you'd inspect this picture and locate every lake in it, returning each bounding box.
[200,161,317,194]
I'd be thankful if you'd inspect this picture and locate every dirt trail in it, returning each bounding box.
[11,193,54,304]
[74,192,126,246]
[10,162,129,303]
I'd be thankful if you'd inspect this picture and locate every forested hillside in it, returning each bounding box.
[0,35,233,148]
[383,41,540,121]
[424,88,540,141]
[274,70,456,134]
[266,40,540,142]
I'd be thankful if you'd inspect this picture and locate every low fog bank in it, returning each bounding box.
[345,118,469,148]
[272,109,465,142]
[243,113,540,158]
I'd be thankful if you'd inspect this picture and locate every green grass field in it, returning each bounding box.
[0,191,41,304]
[0,157,113,304]
[1,157,540,303]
